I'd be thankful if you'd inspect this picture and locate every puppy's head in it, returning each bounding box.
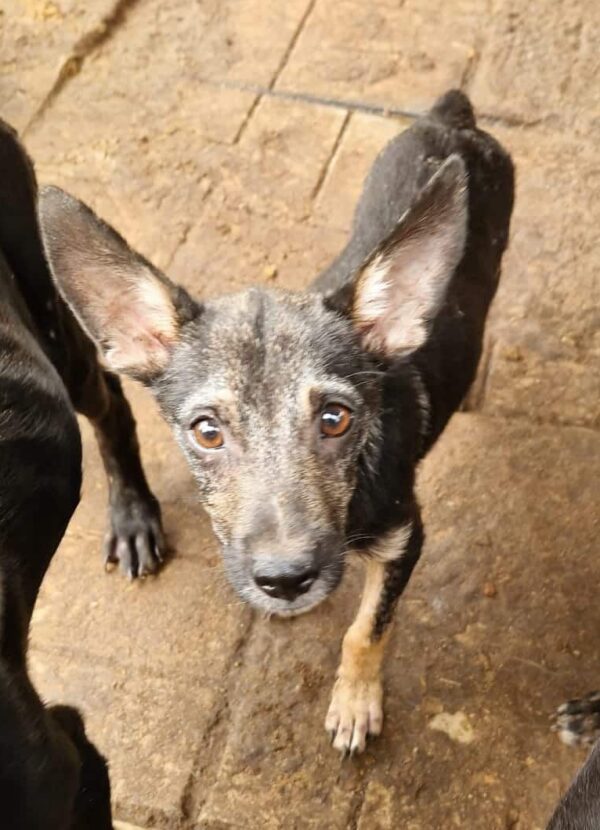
[39,156,467,615]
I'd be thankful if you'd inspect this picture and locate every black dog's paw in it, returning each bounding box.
[554,691,600,747]
[104,490,167,580]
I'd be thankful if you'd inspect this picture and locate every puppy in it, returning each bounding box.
[38,90,515,755]
[0,118,162,823]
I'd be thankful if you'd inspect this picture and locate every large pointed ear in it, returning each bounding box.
[39,186,198,381]
[329,154,468,357]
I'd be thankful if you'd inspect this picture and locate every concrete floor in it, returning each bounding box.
[3,0,599,827]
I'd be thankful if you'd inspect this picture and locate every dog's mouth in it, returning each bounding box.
[220,551,345,617]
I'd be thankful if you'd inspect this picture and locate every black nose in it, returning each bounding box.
[254,566,318,602]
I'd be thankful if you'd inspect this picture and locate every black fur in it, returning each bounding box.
[0,118,160,825]
[547,741,600,829]
[372,508,424,640]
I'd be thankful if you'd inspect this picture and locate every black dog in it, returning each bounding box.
[547,741,600,829]
[543,696,600,828]
[37,90,515,754]
[0,120,164,825]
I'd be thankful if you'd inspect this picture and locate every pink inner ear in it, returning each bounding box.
[106,327,173,375]
[102,275,178,375]
[353,219,464,356]
[351,154,468,357]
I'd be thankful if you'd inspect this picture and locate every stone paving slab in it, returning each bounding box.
[234,95,347,222]
[277,0,482,112]
[21,0,326,273]
[31,644,211,828]
[0,0,116,132]
[484,347,599,429]
[170,202,348,298]
[21,0,262,270]
[471,0,600,136]
[26,107,244,273]
[31,506,250,682]
[313,111,405,233]
[483,126,599,427]
[489,126,599,355]
[124,0,312,89]
[4,0,313,136]
[27,88,348,289]
[168,96,351,294]
[196,567,364,829]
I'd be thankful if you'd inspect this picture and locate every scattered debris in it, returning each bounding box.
[263,264,278,280]
[429,711,475,744]
[502,345,524,362]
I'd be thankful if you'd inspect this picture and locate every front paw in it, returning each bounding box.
[554,691,600,747]
[104,491,166,579]
[325,675,383,755]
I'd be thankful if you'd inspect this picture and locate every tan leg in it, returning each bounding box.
[325,514,423,755]
[325,559,389,754]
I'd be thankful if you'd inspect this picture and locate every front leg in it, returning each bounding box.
[326,513,424,755]
[89,371,166,579]
[58,313,166,578]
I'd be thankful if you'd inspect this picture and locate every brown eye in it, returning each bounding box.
[320,403,353,438]
[192,417,224,450]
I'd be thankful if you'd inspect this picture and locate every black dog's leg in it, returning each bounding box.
[326,510,424,754]
[547,740,600,829]
[91,372,165,579]
[58,315,166,578]
[49,705,113,830]
[0,119,164,580]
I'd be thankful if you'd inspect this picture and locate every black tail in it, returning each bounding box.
[0,120,61,352]
[430,90,476,130]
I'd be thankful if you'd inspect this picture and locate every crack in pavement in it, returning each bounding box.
[233,0,318,146]
[178,609,257,827]
[268,0,318,91]
[311,109,351,201]
[22,0,141,138]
